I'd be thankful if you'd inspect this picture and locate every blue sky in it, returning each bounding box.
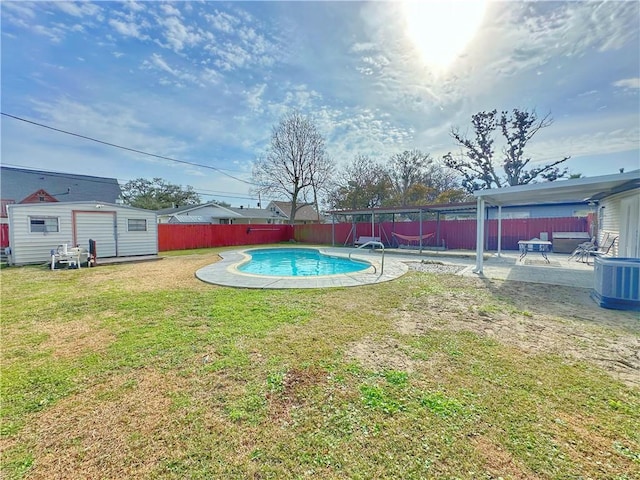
[1,0,639,207]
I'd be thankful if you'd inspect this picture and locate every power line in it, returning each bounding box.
[1,112,257,186]
[0,162,271,204]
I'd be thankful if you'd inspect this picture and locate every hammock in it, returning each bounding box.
[391,231,434,247]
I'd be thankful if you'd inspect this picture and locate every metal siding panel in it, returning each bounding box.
[7,203,75,264]
[117,212,158,256]
[75,211,117,257]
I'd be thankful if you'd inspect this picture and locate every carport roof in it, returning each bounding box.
[474,170,639,206]
[328,201,477,216]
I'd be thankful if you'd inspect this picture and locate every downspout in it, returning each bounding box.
[473,196,485,274]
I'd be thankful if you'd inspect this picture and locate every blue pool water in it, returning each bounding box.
[238,248,370,276]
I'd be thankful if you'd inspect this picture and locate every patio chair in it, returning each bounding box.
[567,236,597,262]
[587,235,618,265]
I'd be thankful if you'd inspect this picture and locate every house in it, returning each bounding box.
[156,202,243,224]
[0,166,122,222]
[226,206,287,224]
[6,201,157,265]
[265,201,321,224]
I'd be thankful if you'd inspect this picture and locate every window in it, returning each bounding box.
[29,216,59,233]
[127,218,147,231]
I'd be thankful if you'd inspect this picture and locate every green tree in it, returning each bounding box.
[443,108,570,193]
[328,155,391,210]
[121,178,200,210]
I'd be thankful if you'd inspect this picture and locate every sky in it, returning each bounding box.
[1,0,639,208]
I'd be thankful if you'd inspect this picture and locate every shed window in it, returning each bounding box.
[127,218,147,231]
[29,216,59,233]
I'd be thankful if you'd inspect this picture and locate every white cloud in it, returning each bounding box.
[205,10,239,33]
[55,2,102,18]
[159,16,202,51]
[161,3,182,18]
[109,19,148,40]
[613,78,640,90]
[245,83,267,112]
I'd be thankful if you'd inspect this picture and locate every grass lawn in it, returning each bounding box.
[1,248,638,479]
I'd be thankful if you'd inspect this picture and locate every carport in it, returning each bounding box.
[472,170,640,274]
[329,202,476,251]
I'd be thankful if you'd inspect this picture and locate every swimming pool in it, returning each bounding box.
[238,248,371,276]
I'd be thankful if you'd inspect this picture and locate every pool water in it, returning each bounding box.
[238,248,371,276]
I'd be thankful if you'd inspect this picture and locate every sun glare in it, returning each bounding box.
[402,0,487,71]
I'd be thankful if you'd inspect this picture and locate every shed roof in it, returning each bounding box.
[1,166,122,203]
[6,201,156,214]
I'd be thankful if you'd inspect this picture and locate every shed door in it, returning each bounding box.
[73,211,117,257]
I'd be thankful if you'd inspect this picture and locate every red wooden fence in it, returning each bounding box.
[153,217,591,252]
[294,216,589,250]
[0,224,8,248]
[158,224,292,251]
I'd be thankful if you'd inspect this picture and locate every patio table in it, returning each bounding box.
[518,239,552,263]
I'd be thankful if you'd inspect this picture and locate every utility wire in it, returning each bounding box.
[1,162,268,204]
[1,112,256,186]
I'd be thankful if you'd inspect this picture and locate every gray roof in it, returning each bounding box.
[227,207,281,219]
[270,201,319,221]
[168,215,212,224]
[1,166,122,203]
[156,202,242,217]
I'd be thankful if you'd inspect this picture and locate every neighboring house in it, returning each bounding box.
[6,201,157,265]
[226,206,287,224]
[156,202,243,224]
[0,166,123,224]
[266,201,321,224]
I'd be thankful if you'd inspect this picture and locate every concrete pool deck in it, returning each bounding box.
[195,246,596,290]
[195,247,409,289]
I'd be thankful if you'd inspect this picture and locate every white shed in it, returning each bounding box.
[6,202,158,265]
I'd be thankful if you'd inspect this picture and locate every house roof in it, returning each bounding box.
[156,202,243,218]
[227,207,281,219]
[168,215,212,224]
[1,166,122,204]
[473,170,640,206]
[270,201,319,221]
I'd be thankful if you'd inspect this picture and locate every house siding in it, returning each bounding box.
[601,189,640,258]
[7,202,157,265]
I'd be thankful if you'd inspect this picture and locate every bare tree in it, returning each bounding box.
[443,108,570,193]
[252,111,330,224]
[387,150,432,206]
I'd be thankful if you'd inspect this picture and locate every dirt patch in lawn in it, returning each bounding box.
[18,368,189,479]
[346,336,419,373]
[395,274,640,388]
[472,435,536,480]
[41,317,115,359]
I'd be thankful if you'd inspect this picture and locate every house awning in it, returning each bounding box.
[472,170,640,273]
